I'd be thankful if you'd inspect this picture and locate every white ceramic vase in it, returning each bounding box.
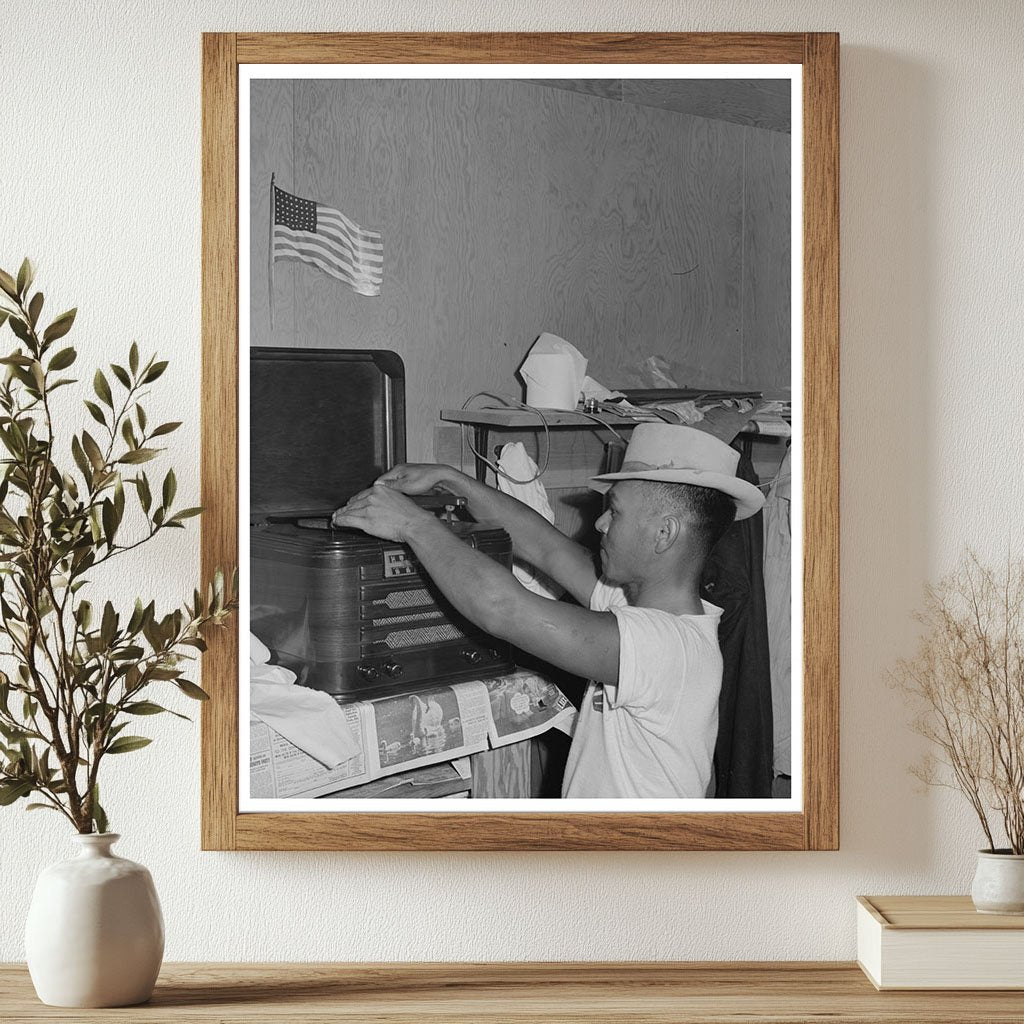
[970,849,1024,915]
[24,833,164,1007]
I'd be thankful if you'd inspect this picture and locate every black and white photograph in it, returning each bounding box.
[242,67,799,810]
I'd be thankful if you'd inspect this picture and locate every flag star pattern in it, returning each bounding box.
[275,190,317,233]
[272,183,383,296]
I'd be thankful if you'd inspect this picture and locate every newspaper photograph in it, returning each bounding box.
[366,680,491,776]
[486,672,577,747]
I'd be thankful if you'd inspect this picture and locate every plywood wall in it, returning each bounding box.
[250,79,789,462]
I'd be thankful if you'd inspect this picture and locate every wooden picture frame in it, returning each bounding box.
[201,32,838,851]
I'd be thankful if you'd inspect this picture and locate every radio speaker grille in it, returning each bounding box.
[372,611,444,627]
[385,624,464,648]
[381,589,431,609]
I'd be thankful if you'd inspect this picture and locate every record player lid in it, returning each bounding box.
[249,347,406,519]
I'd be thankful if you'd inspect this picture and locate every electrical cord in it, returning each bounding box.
[459,392,551,484]
[458,393,631,485]
[576,408,627,443]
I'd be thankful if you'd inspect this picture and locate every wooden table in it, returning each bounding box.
[3,962,1023,1022]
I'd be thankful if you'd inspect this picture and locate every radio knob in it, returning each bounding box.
[357,663,380,681]
[383,660,404,678]
[460,647,483,665]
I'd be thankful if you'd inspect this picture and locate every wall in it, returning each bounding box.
[1,0,1022,962]
[252,77,789,463]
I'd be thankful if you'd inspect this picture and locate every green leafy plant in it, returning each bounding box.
[0,259,236,833]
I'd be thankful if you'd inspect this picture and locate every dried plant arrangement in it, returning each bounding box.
[895,551,1024,854]
[0,259,236,833]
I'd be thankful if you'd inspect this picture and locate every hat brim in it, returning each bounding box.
[588,468,765,520]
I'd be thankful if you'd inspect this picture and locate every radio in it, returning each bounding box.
[249,347,514,696]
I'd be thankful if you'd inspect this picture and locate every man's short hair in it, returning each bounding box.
[640,480,737,552]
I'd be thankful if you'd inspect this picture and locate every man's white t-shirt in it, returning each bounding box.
[561,578,724,799]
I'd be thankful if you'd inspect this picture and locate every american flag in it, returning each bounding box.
[271,183,383,296]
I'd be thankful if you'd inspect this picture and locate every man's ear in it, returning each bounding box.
[653,514,682,554]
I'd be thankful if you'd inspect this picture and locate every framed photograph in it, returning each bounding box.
[201,32,838,850]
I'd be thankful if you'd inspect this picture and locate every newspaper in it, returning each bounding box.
[485,671,576,746]
[250,701,369,799]
[249,671,576,799]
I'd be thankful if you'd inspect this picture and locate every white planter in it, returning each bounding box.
[971,849,1024,915]
[24,833,164,1007]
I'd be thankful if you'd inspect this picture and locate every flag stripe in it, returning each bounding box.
[273,238,382,288]
[317,221,384,258]
[274,226,383,276]
[274,252,382,296]
[315,215,384,258]
[279,223,384,266]
[273,233,381,281]
[316,204,382,246]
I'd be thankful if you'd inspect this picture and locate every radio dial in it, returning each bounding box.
[460,647,483,665]
[383,660,404,678]
[357,663,379,681]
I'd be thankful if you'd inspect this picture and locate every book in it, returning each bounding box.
[857,895,1024,990]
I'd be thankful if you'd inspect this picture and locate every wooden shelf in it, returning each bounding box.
[438,408,787,487]
[440,408,790,436]
[2,962,1023,1022]
[442,408,644,429]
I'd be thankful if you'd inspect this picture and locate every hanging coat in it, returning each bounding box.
[762,447,792,780]
[700,452,774,798]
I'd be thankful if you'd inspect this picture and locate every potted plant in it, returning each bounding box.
[0,259,236,1005]
[895,551,1024,913]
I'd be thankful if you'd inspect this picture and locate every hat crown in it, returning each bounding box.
[587,422,765,519]
[619,424,740,477]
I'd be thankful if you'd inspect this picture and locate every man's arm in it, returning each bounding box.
[332,485,618,683]
[376,463,599,606]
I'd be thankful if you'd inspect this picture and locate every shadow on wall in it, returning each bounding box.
[838,47,937,868]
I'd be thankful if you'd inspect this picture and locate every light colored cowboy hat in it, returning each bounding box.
[588,423,766,520]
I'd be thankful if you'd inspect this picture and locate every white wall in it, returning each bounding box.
[1,0,1021,962]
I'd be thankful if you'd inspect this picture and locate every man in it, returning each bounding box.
[332,424,764,799]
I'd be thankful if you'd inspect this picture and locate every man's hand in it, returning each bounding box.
[375,463,461,495]
[331,483,434,542]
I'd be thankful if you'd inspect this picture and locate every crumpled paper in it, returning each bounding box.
[581,376,626,402]
[518,333,588,410]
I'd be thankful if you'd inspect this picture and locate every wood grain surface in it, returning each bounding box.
[625,78,792,133]
[470,740,532,798]
[249,79,295,348]
[236,32,808,64]
[256,75,787,455]
[742,128,792,388]
[3,962,1022,1023]
[801,32,840,852]
[230,809,806,852]
[200,32,239,852]
[201,32,839,851]
[530,78,792,132]
[860,895,1024,929]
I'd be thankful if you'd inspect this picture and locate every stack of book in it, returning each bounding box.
[857,895,1024,990]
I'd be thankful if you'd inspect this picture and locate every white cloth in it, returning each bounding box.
[249,632,361,768]
[762,449,792,776]
[250,632,297,686]
[561,579,723,799]
[495,442,562,600]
